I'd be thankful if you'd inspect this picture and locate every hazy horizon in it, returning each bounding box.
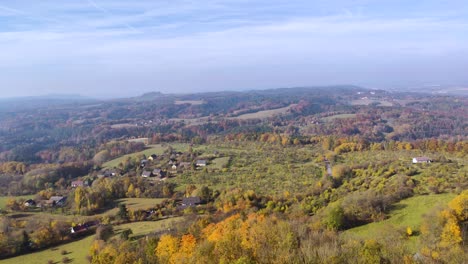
[1,0,468,98]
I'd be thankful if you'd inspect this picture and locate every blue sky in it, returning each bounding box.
[0,0,467,98]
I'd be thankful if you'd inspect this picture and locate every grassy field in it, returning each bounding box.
[351,99,393,107]
[114,217,183,238]
[174,100,205,105]
[209,157,230,169]
[5,198,166,228]
[2,235,95,264]
[103,143,190,168]
[100,198,165,216]
[230,104,297,120]
[2,217,183,264]
[346,193,455,239]
[0,195,35,209]
[169,116,214,126]
[322,113,357,122]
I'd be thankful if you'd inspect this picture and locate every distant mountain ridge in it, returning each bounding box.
[0,94,97,112]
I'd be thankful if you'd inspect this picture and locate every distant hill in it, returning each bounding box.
[0,94,97,111]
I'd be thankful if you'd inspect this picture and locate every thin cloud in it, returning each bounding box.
[0,4,25,15]
[84,0,140,32]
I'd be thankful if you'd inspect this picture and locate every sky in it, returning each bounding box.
[0,0,467,98]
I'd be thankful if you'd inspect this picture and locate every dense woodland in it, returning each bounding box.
[0,86,466,263]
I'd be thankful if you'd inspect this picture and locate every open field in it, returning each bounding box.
[2,217,183,264]
[1,235,94,264]
[0,195,35,209]
[114,217,183,238]
[229,104,297,119]
[110,123,138,129]
[127,137,149,144]
[351,99,393,106]
[174,100,205,105]
[6,198,166,227]
[169,116,213,126]
[346,193,455,240]
[209,157,230,169]
[321,113,357,122]
[103,143,190,168]
[100,198,165,216]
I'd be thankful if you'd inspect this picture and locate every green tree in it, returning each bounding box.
[118,204,129,221]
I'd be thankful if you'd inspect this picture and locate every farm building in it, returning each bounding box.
[412,157,432,164]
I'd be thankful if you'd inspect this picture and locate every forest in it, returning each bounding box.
[0,86,466,264]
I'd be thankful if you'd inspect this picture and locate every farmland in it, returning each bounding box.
[1,217,183,264]
[103,143,190,168]
[229,104,297,119]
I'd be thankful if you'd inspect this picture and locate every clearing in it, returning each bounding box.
[2,217,183,264]
[103,143,190,168]
[351,99,393,107]
[208,157,230,170]
[321,113,357,122]
[229,104,297,120]
[0,195,35,209]
[345,193,455,251]
[99,198,165,216]
[114,217,184,238]
[174,100,205,105]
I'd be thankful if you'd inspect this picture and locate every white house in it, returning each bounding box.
[412,157,432,164]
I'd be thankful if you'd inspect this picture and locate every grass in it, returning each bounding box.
[114,217,183,238]
[0,195,35,209]
[174,100,205,105]
[1,235,95,264]
[229,104,297,119]
[5,198,166,228]
[209,157,230,169]
[321,113,357,122]
[103,143,190,168]
[1,217,184,264]
[346,193,455,240]
[350,99,393,107]
[100,198,165,216]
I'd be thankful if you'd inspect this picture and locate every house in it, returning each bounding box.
[142,170,153,178]
[152,168,165,177]
[97,169,117,178]
[71,221,99,234]
[178,197,202,209]
[182,197,201,206]
[24,199,36,207]
[171,164,177,170]
[196,160,207,167]
[148,154,158,161]
[152,169,166,180]
[412,157,432,164]
[71,180,85,188]
[140,160,148,168]
[49,196,67,207]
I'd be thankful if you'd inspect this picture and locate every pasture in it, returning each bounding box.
[321,113,357,122]
[0,195,34,209]
[1,217,183,264]
[230,104,297,119]
[103,143,190,168]
[346,193,455,239]
[174,100,205,105]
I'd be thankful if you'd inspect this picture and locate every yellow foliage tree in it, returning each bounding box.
[448,190,468,221]
[439,217,462,248]
[155,234,179,264]
[172,234,197,263]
